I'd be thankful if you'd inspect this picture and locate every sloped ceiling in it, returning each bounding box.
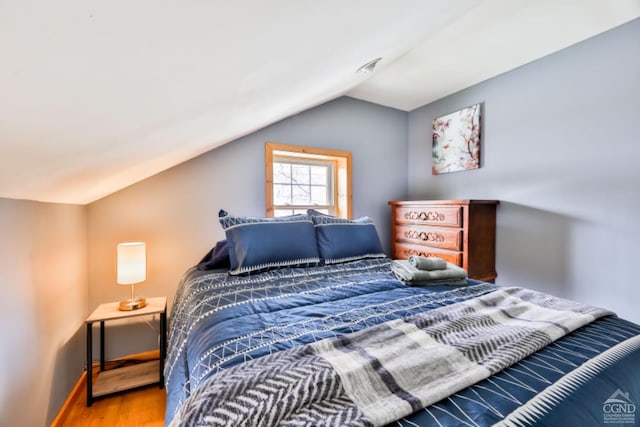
[1,0,638,204]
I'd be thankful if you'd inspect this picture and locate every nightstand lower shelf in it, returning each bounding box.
[93,360,160,397]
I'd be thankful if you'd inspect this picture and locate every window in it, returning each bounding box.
[266,142,351,218]
[272,160,332,214]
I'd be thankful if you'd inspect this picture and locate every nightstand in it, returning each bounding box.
[85,296,167,406]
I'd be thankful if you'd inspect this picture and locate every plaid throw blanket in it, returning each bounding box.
[170,287,611,426]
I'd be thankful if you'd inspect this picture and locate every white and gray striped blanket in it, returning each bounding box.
[170,286,611,427]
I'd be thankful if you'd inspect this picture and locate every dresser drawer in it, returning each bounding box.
[395,206,462,227]
[393,243,462,266]
[395,225,462,251]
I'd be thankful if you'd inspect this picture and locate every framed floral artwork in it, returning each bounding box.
[432,103,481,174]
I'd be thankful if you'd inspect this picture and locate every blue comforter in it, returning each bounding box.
[165,258,640,426]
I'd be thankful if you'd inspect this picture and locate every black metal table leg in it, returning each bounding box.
[159,310,166,387]
[86,322,93,406]
[99,320,105,371]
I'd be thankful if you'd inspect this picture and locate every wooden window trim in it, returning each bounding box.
[265,142,352,218]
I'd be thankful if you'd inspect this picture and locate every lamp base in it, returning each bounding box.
[118,297,147,311]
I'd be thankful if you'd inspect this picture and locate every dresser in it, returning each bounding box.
[388,200,499,282]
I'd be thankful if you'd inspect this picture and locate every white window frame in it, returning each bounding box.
[272,157,334,215]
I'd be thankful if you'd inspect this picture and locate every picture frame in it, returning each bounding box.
[432,103,482,174]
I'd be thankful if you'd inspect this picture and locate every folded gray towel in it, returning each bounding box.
[406,277,468,286]
[408,255,446,270]
[391,260,467,285]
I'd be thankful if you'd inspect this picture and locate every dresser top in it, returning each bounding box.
[388,199,499,206]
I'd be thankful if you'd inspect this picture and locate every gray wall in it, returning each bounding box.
[0,198,87,426]
[87,96,408,358]
[408,19,640,323]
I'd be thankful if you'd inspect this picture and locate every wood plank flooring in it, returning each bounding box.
[55,351,166,426]
[60,385,166,426]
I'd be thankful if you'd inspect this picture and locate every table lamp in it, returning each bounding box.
[117,242,147,311]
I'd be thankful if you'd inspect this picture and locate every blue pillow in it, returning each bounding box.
[218,210,321,275]
[307,210,386,264]
[196,240,231,271]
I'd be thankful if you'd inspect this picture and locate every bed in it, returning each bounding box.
[165,210,640,426]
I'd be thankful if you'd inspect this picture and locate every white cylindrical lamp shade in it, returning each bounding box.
[117,242,146,285]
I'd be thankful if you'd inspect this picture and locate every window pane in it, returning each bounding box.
[291,164,310,184]
[310,165,328,185]
[274,184,292,205]
[273,163,290,183]
[311,186,327,204]
[292,184,310,204]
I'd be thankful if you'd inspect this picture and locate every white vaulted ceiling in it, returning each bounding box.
[1,0,638,204]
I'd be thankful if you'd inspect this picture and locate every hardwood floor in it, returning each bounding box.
[55,352,166,426]
[60,385,166,426]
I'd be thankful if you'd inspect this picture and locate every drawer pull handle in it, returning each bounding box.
[404,211,446,222]
[402,248,441,259]
[404,230,445,243]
